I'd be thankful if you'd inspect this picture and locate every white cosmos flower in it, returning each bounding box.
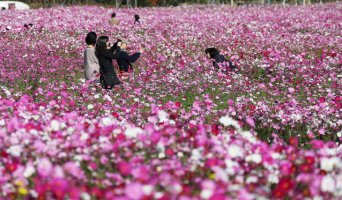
[142,185,153,195]
[213,167,228,182]
[245,154,262,164]
[240,131,257,143]
[219,116,240,130]
[246,176,258,184]
[1,86,11,96]
[337,131,342,138]
[200,189,213,199]
[228,144,244,158]
[268,173,279,184]
[23,165,35,178]
[191,149,202,161]
[320,157,340,172]
[158,152,166,159]
[50,120,60,131]
[80,133,89,141]
[8,145,23,157]
[101,117,114,126]
[124,127,143,138]
[334,173,342,196]
[157,110,169,122]
[81,193,91,200]
[104,95,112,102]
[87,104,94,110]
[321,175,335,193]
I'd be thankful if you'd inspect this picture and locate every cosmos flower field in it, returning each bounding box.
[0,3,341,199]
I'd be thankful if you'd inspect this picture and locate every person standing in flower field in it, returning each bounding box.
[134,14,140,24]
[110,12,120,25]
[205,47,237,72]
[95,36,121,89]
[116,39,143,73]
[84,32,100,82]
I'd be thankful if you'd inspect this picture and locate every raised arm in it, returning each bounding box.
[122,51,141,63]
[109,43,118,53]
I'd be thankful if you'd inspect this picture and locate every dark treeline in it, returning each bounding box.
[22,0,339,7]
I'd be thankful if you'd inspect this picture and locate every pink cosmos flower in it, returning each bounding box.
[125,182,144,200]
[37,158,53,177]
[246,117,255,128]
[118,161,132,176]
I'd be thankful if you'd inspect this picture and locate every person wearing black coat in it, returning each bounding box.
[95,36,121,89]
[116,39,142,72]
[134,15,140,24]
[205,48,237,72]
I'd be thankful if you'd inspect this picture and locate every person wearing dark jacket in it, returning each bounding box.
[134,15,140,24]
[205,48,237,72]
[116,39,143,73]
[95,36,121,89]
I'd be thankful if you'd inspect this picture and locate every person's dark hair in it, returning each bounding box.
[95,36,109,57]
[24,23,33,29]
[112,12,116,18]
[113,39,121,49]
[205,48,220,59]
[85,32,97,46]
[134,15,140,20]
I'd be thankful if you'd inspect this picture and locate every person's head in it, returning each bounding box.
[134,15,140,20]
[120,39,129,49]
[205,48,220,59]
[112,12,116,18]
[85,32,97,46]
[95,36,110,56]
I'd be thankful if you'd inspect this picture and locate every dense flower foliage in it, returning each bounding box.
[0,3,341,199]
